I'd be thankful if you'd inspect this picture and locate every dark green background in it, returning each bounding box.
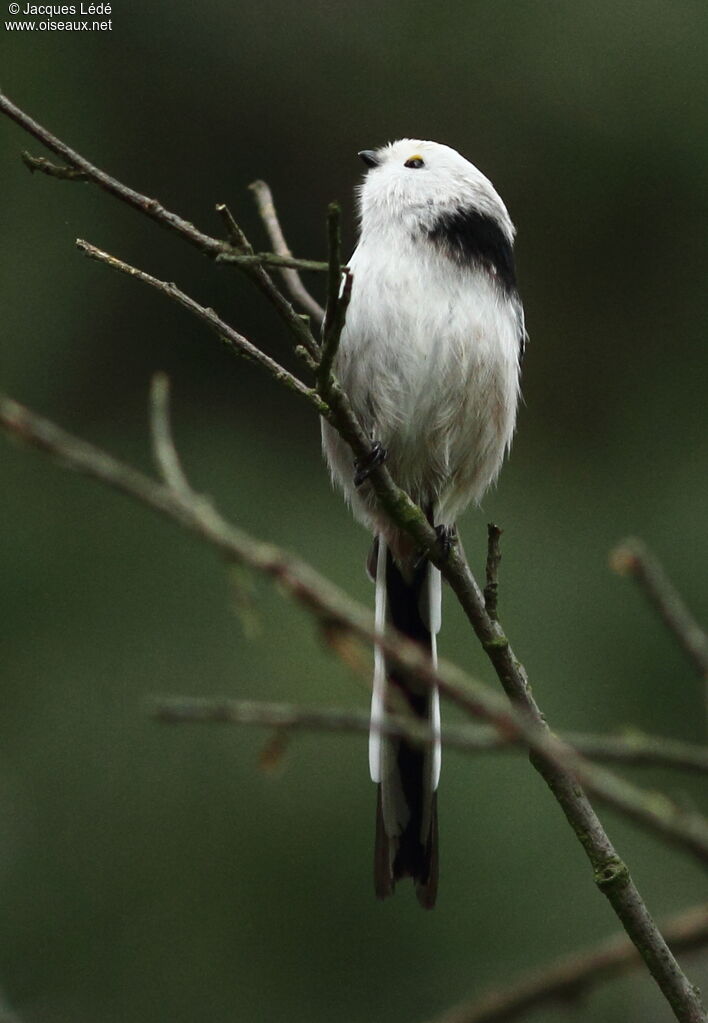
[1,2,706,1020]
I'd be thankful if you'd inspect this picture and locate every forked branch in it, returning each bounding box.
[1,388,708,871]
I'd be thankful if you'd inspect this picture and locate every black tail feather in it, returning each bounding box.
[373,547,439,908]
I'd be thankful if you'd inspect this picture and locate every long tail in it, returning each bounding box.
[369,535,441,908]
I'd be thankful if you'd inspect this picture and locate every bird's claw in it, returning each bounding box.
[435,524,457,559]
[413,524,457,572]
[354,441,387,487]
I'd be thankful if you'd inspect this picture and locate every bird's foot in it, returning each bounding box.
[354,441,387,487]
[412,525,457,571]
[435,524,457,560]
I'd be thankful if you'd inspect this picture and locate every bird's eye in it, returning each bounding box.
[404,156,425,169]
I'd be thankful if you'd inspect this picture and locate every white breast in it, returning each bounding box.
[322,225,521,530]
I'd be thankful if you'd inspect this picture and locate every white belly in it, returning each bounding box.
[322,236,521,529]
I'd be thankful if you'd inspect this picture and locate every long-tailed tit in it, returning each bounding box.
[322,140,525,908]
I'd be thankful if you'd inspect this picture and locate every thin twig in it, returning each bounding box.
[563,730,708,774]
[0,90,226,257]
[324,202,343,332]
[427,903,708,1023]
[2,393,708,874]
[317,203,353,390]
[214,200,321,361]
[75,239,327,415]
[612,538,708,726]
[149,374,191,495]
[249,179,326,323]
[215,202,252,251]
[212,199,320,363]
[21,150,88,180]
[484,523,502,620]
[153,697,708,773]
[217,251,329,272]
[214,205,327,271]
[1,90,322,364]
[237,249,321,361]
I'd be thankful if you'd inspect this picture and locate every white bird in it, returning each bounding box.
[322,139,525,908]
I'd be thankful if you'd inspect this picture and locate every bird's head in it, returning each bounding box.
[356,139,514,243]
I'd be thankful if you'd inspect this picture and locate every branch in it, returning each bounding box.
[2,91,705,1020]
[317,202,353,390]
[1,90,322,367]
[0,85,440,568]
[21,150,88,180]
[215,200,321,362]
[214,202,328,272]
[249,179,326,323]
[428,903,708,1023]
[153,697,708,773]
[217,251,329,273]
[612,538,708,715]
[0,90,226,258]
[0,392,561,756]
[75,239,327,414]
[484,522,502,620]
[149,374,191,495]
[211,199,320,363]
[563,730,708,774]
[2,391,708,869]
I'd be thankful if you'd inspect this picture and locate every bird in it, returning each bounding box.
[321,139,525,908]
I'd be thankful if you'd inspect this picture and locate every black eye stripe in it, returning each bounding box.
[404,157,425,169]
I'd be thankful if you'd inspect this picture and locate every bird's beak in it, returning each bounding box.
[358,150,380,168]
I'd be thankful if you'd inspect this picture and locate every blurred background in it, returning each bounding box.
[1,1,707,1020]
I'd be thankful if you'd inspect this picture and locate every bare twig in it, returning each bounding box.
[0,90,322,368]
[612,538,708,722]
[0,390,550,754]
[154,697,708,773]
[564,731,708,774]
[0,86,444,565]
[75,239,327,414]
[318,202,353,390]
[0,90,226,257]
[217,203,328,272]
[214,200,321,361]
[217,251,329,273]
[214,202,252,251]
[149,374,191,495]
[484,523,503,620]
[2,91,706,1020]
[249,179,326,323]
[21,150,88,180]
[428,902,708,1023]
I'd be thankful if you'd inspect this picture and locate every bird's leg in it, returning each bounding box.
[354,441,387,487]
